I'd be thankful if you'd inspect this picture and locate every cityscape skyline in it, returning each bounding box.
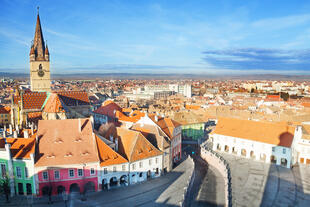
[1,0,310,75]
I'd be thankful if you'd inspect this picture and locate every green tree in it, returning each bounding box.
[0,175,11,203]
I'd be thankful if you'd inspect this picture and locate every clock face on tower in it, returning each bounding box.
[38,64,45,77]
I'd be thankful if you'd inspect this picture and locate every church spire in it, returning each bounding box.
[31,7,46,61]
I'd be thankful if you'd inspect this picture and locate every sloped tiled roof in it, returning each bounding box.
[21,92,47,109]
[131,123,170,151]
[57,91,90,106]
[212,117,295,147]
[43,93,65,113]
[0,138,35,159]
[149,114,181,139]
[35,118,100,166]
[94,101,122,117]
[27,112,42,122]
[95,135,128,167]
[114,127,162,162]
[0,106,10,114]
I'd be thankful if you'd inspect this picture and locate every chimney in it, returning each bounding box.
[3,130,6,138]
[89,116,94,128]
[9,124,12,134]
[31,123,34,135]
[115,138,118,152]
[24,130,29,138]
[16,125,19,134]
[155,115,158,122]
[13,131,17,138]
[78,118,81,133]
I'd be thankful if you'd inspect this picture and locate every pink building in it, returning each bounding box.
[35,118,101,196]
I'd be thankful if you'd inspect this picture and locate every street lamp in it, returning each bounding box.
[81,164,87,201]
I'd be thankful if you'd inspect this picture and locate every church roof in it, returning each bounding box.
[32,13,46,60]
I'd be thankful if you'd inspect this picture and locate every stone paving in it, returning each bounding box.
[0,157,194,207]
[219,152,310,207]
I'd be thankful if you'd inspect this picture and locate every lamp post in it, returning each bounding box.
[81,164,87,201]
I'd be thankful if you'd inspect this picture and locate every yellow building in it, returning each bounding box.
[0,106,11,126]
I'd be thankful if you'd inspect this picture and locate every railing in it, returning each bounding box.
[200,141,233,207]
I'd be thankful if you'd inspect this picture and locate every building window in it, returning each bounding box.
[16,167,22,178]
[24,167,29,178]
[272,148,275,152]
[90,168,95,175]
[113,166,116,172]
[104,168,108,174]
[149,159,152,166]
[283,148,286,154]
[132,163,136,170]
[69,169,74,177]
[122,165,126,171]
[1,164,6,178]
[54,170,60,179]
[139,161,143,168]
[42,171,48,180]
[78,169,83,177]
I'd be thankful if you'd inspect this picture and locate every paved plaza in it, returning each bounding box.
[219,152,310,207]
[0,157,194,207]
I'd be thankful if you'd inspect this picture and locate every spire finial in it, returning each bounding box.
[37,6,39,14]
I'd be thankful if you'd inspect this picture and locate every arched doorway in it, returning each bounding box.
[18,183,24,195]
[131,174,136,183]
[281,158,287,167]
[260,154,266,161]
[224,145,229,152]
[120,175,127,185]
[42,186,50,196]
[109,177,118,187]
[250,151,255,159]
[241,149,247,157]
[147,170,151,179]
[26,183,32,195]
[102,179,108,190]
[271,155,277,164]
[84,181,95,192]
[57,186,65,195]
[69,183,80,193]
[232,147,237,154]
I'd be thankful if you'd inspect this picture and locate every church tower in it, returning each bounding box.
[30,10,51,92]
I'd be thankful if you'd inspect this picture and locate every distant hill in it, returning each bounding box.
[0,72,309,80]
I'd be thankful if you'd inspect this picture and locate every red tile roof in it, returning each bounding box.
[94,101,122,118]
[95,135,128,167]
[35,118,100,166]
[113,127,162,162]
[0,138,35,159]
[212,117,295,147]
[43,93,65,113]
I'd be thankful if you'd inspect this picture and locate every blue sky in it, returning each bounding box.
[1,0,310,75]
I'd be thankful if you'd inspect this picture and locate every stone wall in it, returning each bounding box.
[181,155,195,207]
[200,142,232,207]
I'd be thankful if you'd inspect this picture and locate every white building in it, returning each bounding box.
[210,117,297,168]
[292,124,310,165]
